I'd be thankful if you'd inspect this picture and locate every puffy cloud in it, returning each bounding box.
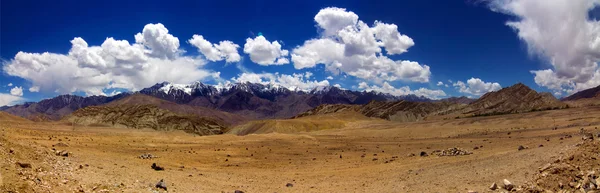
[326,76,334,80]
[134,23,180,59]
[437,81,450,87]
[304,71,313,79]
[0,93,23,106]
[231,72,329,91]
[314,7,359,37]
[10,86,23,96]
[453,78,502,96]
[489,0,600,94]
[292,7,428,84]
[372,21,415,55]
[188,35,241,63]
[29,86,40,92]
[7,83,13,87]
[2,23,219,96]
[358,81,446,99]
[243,36,289,65]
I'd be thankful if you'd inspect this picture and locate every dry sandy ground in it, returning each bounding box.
[1,106,600,193]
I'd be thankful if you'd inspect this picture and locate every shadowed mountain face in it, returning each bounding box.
[463,83,567,116]
[2,81,435,121]
[439,96,475,104]
[65,105,226,136]
[2,94,130,120]
[562,85,600,101]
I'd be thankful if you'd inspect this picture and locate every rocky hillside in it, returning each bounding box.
[104,94,247,126]
[463,83,567,116]
[65,105,226,136]
[562,85,600,101]
[295,100,463,122]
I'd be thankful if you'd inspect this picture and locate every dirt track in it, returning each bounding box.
[2,106,600,192]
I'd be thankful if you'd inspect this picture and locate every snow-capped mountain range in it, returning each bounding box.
[2,81,433,121]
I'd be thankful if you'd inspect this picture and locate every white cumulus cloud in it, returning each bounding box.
[292,7,428,84]
[29,86,40,92]
[243,36,289,65]
[188,35,241,63]
[7,83,13,87]
[358,82,446,99]
[0,93,23,106]
[489,0,600,95]
[10,86,23,96]
[134,23,181,59]
[2,23,220,96]
[453,78,502,96]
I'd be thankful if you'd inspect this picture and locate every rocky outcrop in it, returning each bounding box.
[464,83,567,116]
[65,105,226,135]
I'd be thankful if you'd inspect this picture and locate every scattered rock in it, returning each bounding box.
[435,147,472,156]
[489,182,497,190]
[539,163,551,172]
[9,148,14,153]
[139,153,157,159]
[473,146,479,150]
[518,145,527,151]
[151,163,164,171]
[419,151,428,157]
[503,179,514,191]
[286,183,293,187]
[407,153,415,157]
[16,162,31,168]
[234,190,244,193]
[55,150,70,157]
[155,179,167,190]
[467,191,477,193]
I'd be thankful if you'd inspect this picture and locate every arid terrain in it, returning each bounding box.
[2,103,600,192]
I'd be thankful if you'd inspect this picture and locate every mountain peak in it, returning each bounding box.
[467,83,565,115]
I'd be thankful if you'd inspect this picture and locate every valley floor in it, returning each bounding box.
[2,106,600,192]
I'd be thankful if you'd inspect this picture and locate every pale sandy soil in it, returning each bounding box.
[1,106,600,193]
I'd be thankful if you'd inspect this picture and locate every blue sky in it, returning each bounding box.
[1,0,599,105]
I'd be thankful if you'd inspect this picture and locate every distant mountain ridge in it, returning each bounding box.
[1,81,436,122]
[294,83,568,122]
[562,85,600,101]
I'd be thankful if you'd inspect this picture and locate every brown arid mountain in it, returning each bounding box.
[0,111,31,123]
[293,83,569,123]
[462,83,568,116]
[294,100,464,122]
[65,104,226,135]
[104,94,247,126]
